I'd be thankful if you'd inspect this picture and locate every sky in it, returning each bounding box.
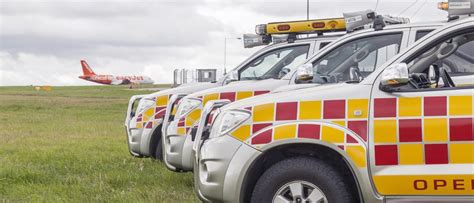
[0,0,447,86]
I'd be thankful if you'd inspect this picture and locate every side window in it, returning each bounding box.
[442,40,474,76]
[415,30,433,41]
[320,42,331,49]
[404,31,474,89]
[240,45,309,80]
[311,33,402,83]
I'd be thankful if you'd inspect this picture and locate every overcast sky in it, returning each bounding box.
[0,0,447,86]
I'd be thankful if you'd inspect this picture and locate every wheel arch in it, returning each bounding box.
[239,140,365,203]
[147,121,163,159]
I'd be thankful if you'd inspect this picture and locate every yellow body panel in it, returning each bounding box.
[236,91,253,100]
[298,101,321,120]
[346,146,367,168]
[423,118,448,142]
[177,127,186,135]
[321,123,345,143]
[398,97,422,117]
[232,125,251,142]
[203,93,219,105]
[273,125,297,140]
[347,99,369,119]
[399,144,424,165]
[450,143,474,164]
[373,175,474,195]
[253,103,275,122]
[185,109,201,126]
[374,119,398,143]
[449,95,473,116]
[156,95,169,106]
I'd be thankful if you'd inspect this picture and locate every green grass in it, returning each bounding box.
[0,85,198,202]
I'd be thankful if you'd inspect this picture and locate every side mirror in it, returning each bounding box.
[225,70,239,84]
[295,64,314,84]
[380,63,409,92]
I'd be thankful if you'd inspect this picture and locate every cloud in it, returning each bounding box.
[0,0,448,86]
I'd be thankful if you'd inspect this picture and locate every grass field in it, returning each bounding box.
[0,85,198,202]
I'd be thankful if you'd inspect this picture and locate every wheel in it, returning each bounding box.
[154,138,163,160]
[251,157,356,203]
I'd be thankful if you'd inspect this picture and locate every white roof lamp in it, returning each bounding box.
[438,0,474,20]
[242,33,293,48]
[343,10,410,32]
[243,34,272,48]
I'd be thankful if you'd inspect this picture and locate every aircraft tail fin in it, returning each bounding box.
[81,60,96,76]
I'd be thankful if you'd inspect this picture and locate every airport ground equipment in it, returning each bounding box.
[124,16,342,162]
[163,10,442,172]
[193,2,474,202]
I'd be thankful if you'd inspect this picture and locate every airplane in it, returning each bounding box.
[78,60,154,85]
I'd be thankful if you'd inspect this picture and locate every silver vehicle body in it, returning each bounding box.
[163,36,340,171]
[125,36,334,159]
[194,17,474,202]
[165,22,443,171]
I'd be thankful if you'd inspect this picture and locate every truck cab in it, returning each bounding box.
[124,23,336,160]
[164,11,442,172]
[193,6,474,202]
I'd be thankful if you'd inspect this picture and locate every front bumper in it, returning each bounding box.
[125,95,147,157]
[164,119,192,171]
[195,135,261,202]
[126,115,162,157]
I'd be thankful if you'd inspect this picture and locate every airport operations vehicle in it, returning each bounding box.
[124,20,342,160]
[78,60,154,85]
[193,2,474,202]
[165,10,449,172]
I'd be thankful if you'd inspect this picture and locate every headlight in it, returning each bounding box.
[210,110,250,138]
[176,98,202,118]
[136,98,155,114]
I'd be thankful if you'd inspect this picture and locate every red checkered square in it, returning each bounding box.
[276,102,298,121]
[424,96,447,116]
[425,144,448,164]
[252,123,272,134]
[178,118,185,127]
[254,90,270,96]
[154,107,166,119]
[323,100,346,119]
[145,122,153,129]
[220,92,236,102]
[375,145,398,166]
[450,118,474,141]
[338,145,345,150]
[399,119,422,142]
[374,98,396,118]
[251,129,272,145]
[347,120,367,142]
[298,124,320,139]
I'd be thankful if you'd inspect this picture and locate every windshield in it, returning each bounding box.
[310,33,403,84]
[240,45,309,80]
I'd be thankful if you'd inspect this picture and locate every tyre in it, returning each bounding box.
[251,157,357,203]
[149,125,163,161]
[154,138,163,160]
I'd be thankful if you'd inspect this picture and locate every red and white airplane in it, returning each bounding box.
[78,60,154,85]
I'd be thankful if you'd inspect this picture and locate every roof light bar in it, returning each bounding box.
[343,10,409,32]
[438,0,474,17]
[243,34,271,48]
